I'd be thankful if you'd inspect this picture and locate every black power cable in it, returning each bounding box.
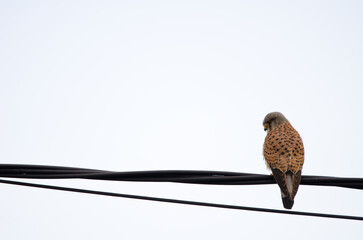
[0,164,362,190]
[0,178,362,221]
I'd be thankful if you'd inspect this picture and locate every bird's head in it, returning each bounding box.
[263,112,288,133]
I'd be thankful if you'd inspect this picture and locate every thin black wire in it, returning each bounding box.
[0,178,362,221]
[1,164,362,190]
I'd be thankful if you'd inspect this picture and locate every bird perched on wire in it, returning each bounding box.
[263,112,304,209]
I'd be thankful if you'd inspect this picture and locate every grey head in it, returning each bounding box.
[263,112,288,132]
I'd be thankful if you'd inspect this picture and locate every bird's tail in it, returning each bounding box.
[271,168,301,209]
[281,173,294,209]
[281,172,300,209]
[282,196,294,209]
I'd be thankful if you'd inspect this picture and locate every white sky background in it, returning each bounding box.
[1,0,363,239]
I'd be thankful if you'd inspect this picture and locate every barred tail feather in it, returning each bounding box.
[282,197,294,209]
[271,168,302,209]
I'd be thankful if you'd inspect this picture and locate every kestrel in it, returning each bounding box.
[263,112,304,209]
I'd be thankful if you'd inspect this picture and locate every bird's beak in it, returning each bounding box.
[264,123,269,132]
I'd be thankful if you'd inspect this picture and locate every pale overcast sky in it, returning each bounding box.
[1,1,362,239]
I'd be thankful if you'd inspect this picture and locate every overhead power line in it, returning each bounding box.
[1,164,362,221]
[0,164,362,190]
[0,178,362,221]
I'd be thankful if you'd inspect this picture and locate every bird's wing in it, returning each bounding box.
[291,170,302,199]
[270,167,290,198]
[263,122,304,209]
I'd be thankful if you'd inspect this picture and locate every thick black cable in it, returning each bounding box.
[1,164,363,190]
[0,178,362,221]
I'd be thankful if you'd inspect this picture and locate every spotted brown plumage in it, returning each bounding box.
[263,112,304,209]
